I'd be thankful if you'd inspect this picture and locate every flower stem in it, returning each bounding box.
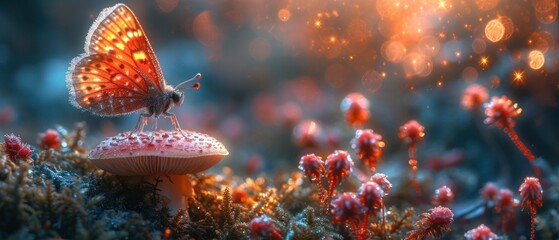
[530,210,536,240]
[504,127,542,178]
[408,143,421,202]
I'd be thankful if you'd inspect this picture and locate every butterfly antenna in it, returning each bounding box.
[175,73,202,91]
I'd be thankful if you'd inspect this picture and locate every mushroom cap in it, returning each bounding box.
[89,130,229,176]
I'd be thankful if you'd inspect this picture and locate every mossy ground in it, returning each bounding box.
[1,124,558,239]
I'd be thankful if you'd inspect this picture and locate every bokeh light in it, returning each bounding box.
[277,8,291,22]
[381,40,407,63]
[475,0,500,11]
[533,0,558,23]
[485,19,505,42]
[155,0,178,13]
[361,70,385,93]
[2,4,559,230]
[528,50,545,70]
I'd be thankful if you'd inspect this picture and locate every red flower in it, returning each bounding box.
[432,185,454,206]
[293,120,321,148]
[298,154,324,184]
[462,84,488,111]
[518,177,543,240]
[464,224,498,240]
[406,206,453,240]
[519,177,543,211]
[325,150,353,187]
[480,182,499,203]
[398,120,425,144]
[3,133,33,163]
[494,188,519,214]
[484,96,521,129]
[249,215,283,240]
[331,192,366,224]
[341,93,370,127]
[351,129,385,172]
[39,129,62,150]
[370,173,392,196]
[358,181,384,214]
[494,188,518,234]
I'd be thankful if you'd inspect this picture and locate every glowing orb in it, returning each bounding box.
[485,19,505,42]
[381,41,406,63]
[278,8,291,22]
[528,50,545,70]
[534,0,558,24]
[361,70,384,93]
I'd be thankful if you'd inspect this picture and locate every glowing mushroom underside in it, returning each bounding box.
[89,130,229,212]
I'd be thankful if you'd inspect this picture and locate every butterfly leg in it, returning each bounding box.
[164,112,187,138]
[122,113,151,140]
[150,117,159,141]
[138,117,148,133]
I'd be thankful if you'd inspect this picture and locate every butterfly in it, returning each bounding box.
[66,3,200,136]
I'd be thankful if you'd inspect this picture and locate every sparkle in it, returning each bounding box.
[513,70,524,84]
[314,20,321,28]
[480,56,489,68]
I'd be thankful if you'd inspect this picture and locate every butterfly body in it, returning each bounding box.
[67,4,200,134]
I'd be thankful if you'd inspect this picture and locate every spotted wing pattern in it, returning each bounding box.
[67,4,166,116]
[68,54,150,116]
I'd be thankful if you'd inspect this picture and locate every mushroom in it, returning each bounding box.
[89,130,228,212]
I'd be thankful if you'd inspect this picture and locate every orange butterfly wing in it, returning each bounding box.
[67,54,151,116]
[67,4,166,116]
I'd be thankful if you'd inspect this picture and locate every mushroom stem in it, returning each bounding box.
[156,175,194,213]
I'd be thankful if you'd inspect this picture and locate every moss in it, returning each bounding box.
[2,123,556,239]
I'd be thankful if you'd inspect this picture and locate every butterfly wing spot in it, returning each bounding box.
[127,30,135,38]
[115,42,125,50]
[111,74,122,81]
[132,50,147,64]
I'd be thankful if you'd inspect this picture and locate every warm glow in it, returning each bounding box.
[513,70,524,84]
[278,8,291,22]
[133,51,147,62]
[480,56,489,67]
[528,50,545,70]
[485,19,505,42]
[314,20,321,27]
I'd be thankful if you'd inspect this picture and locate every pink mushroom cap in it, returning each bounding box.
[89,130,229,176]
